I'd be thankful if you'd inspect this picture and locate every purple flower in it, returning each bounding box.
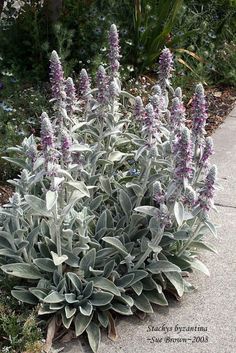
[192,83,208,139]
[108,80,119,100]
[134,96,144,122]
[40,112,55,151]
[109,24,120,77]
[158,48,174,90]
[170,96,185,133]
[79,69,91,100]
[174,127,193,182]
[49,51,66,101]
[65,77,77,115]
[96,65,108,104]
[26,144,37,164]
[144,103,159,138]
[153,181,165,204]
[61,130,72,165]
[199,137,214,168]
[198,165,217,211]
[183,186,196,207]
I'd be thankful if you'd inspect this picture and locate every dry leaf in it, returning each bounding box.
[108,313,118,341]
[43,317,57,353]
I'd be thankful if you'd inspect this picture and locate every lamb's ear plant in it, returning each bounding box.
[0,24,218,353]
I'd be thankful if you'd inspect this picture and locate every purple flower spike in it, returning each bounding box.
[49,50,65,101]
[153,181,165,204]
[134,96,144,122]
[79,69,91,100]
[65,77,77,115]
[174,127,193,182]
[61,130,72,165]
[198,165,217,212]
[200,137,214,168]
[145,103,157,136]
[97,65,108,104]
[40,113,55,151]
[184,186,196,207]
[158,48,174,90]
[192,83,208,139]
[109,24,120,76]
[170,97,185,133]
[26,144,37,164]
[109,81,119,100]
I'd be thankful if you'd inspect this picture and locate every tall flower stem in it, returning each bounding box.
[177,220,202,257]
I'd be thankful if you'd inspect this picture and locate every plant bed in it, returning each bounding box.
[0,25,218,353]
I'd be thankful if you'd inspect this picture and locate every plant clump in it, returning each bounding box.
[0,24,217,353]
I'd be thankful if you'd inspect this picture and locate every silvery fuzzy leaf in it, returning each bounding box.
[166,182,178,200]
[118,294,134,307]
[99,176,112,195]
[97,311,109,328]
[1,263,43,279]
[66,181,90,197]
[135,206,158,217]
[33,258,56,273]
[46,190,58,211]
[11,289,38,305]
[190,241,217,254]
[126,182,142,196]
[65,305,77,319]
[33,157,45,171]
[119,189,132,218]
[75,312,93,337]
[96,210,107,235]
[189,258,210,276]
[25,195,53,218]
[90,292,114,306]
[89,195,103,211]
[115,273,135,288]
[108,151,127,162]
[129,270,148,286]
[83,281,94,298]
[80,248,96,275]
[69,144,91,152]
[50,302,65,310]
[144,290,168,306]
[29,288,48,301]
[86,322,101,353]
[131,281,143,295]
[147,261,181,274]
[91,277,121,296]
[203,220,217,238]
[135,145,147,160]
[62,311,74,329]
[51,251,68,266]
[111,302,133,316]
[79,301,93,316]
[72,121,93,132]
[103,259,115,278]
[102,237,128,256]
[38,305,56,315]
[65,293,78,304]
[43,291,65,303]
[174,230,189,240]
[0,248,22,261]
[2,156,29,170]
[174,201,184,226]
[67,272,82,292]
[164,271,184,297]
[133,293,153,313]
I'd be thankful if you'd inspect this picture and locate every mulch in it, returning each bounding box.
[0,86,235,206]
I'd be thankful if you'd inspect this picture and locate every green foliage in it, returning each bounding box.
[0,277,43,353]
[173,0,236,86]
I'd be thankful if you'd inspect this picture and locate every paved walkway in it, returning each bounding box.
[61,107,236,353]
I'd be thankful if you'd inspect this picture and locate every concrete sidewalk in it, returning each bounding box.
[61,107,236,353]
